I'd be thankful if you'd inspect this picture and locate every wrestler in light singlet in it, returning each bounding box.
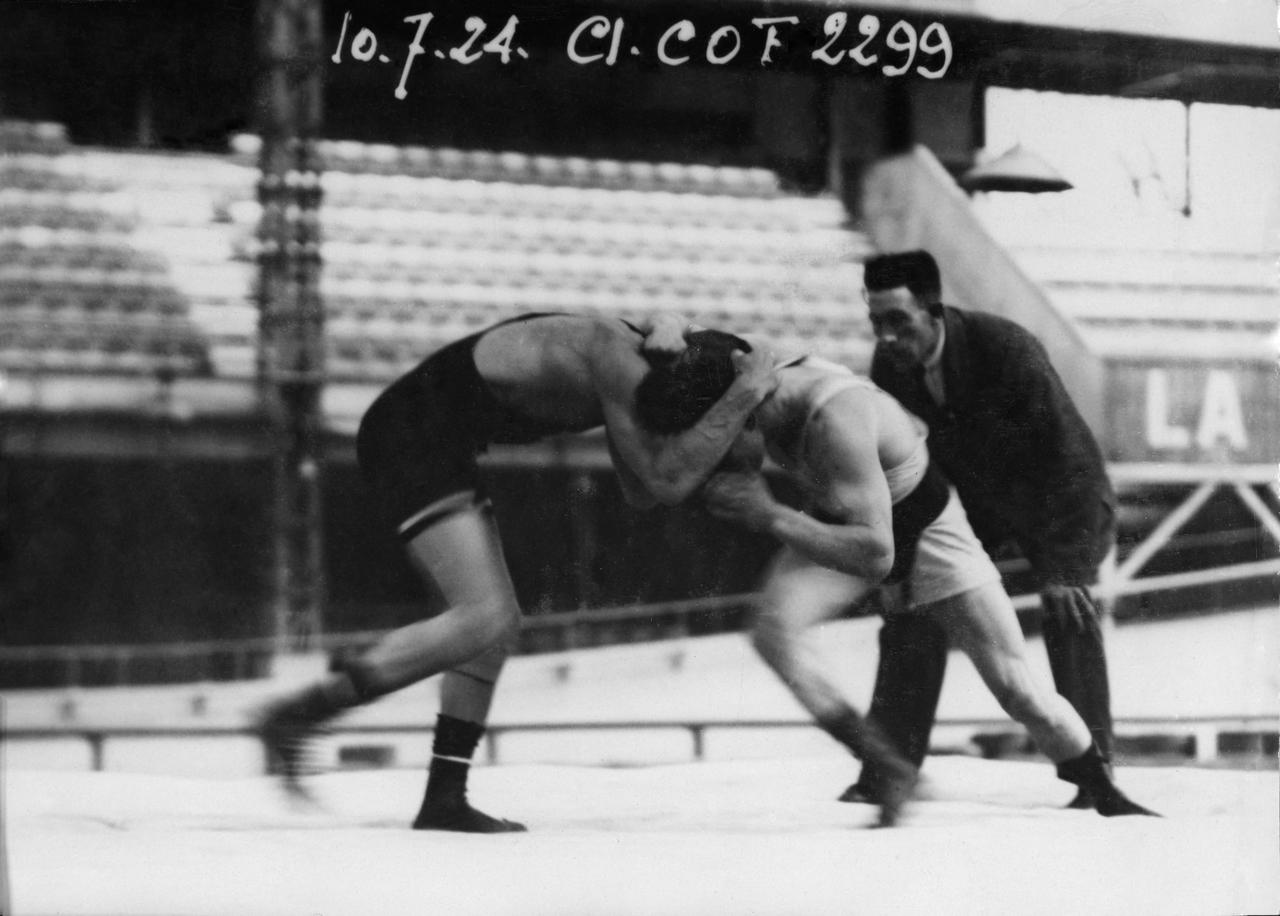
[650,332,1157,824]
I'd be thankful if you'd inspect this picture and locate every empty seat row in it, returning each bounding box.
[228,216,863,267]
[315,172,834,229]
[0,199,138,234]
[0,322,210,369]
[322,283,861,321]
[0,120,68,154]
[0,283,190,318]
[320,238,858,272]
[221,171,843,236]
[1,173,247,232]
[1015,247,1277,291]
[59,150,256,197]
[317,241,861,282]
[325,298,869,344]
[0,263,172,288]
[320,280,863,322]
[0,308,206,335]
[0,241,168,274]
[1080,325,1277,361]
[231,134,781,198]
[319,267,859,306]
[0,187,138,216]
[224,193,850,238]
[373,226,851,265]
[316,248,861,295]
[1049,286,1279,331]
[0,346,208,376]
[0,164,119,195]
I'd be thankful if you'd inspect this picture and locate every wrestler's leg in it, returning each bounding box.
[383,499,524,832]
[258,495,525,831]
[752,549,916,826]
[923,582,1089,761]
[350,497,519,699]
[924,582,1156,816]
[753,549,870,720]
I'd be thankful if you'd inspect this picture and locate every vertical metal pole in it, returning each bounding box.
[0,699,10,916]
[1182,100,1192,218]
[569,471,598,610]
[255,0,326,654]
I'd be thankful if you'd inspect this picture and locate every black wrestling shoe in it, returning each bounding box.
[1093,786,1160,818]
[838,782,876,804]
[869,757,917,828]
[412,798,527,833]
[837,755,917,826]
[255,685,340,799]
[1064,787,1097,810]
[1056,744,1159,818]
[818,707,917,827]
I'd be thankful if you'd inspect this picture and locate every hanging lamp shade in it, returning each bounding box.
[960,144,1073,193]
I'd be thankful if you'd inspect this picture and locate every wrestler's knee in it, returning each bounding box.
[459,598,521,657]
[750,614,793,670]
[456,640,511,682]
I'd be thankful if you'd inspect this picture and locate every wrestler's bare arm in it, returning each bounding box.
[606,430,659,509]
[776,405,895,579]
[593,326,777,506]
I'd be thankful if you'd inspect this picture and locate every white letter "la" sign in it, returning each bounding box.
[1145,369,1248,452]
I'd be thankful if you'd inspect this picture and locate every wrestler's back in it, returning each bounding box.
[471,315,628,434]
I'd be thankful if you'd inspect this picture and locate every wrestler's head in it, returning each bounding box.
[863,250,944,370]
[634,329,753,433]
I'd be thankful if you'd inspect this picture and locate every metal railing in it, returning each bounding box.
[3,561,1275,690]
[0,593,759,688]
[6,714,1276,772]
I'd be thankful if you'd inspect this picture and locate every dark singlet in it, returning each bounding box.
[883,463,949,583]
[356,312,644,539]
[423,312,645,446]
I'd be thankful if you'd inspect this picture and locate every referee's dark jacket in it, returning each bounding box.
[870,305,1116,586]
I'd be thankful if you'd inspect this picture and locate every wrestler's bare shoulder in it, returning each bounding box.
[791,366,921,465]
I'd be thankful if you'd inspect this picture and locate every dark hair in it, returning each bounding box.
[863,250,944,315]
[634,330,752,434]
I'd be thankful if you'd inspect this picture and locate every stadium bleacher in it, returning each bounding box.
[1,122,877,390]
[966,184,1278,365]
[0,129,223,379]
[1002,246,1277,361]
[23,123,1266,393]
[228,134,876,381]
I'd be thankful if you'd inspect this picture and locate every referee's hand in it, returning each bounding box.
[1040,583,1100,633]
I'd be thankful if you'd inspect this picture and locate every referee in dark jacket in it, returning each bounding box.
[851,250,1118,809]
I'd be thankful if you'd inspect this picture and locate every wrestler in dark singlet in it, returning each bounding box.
[258,312,778,832]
